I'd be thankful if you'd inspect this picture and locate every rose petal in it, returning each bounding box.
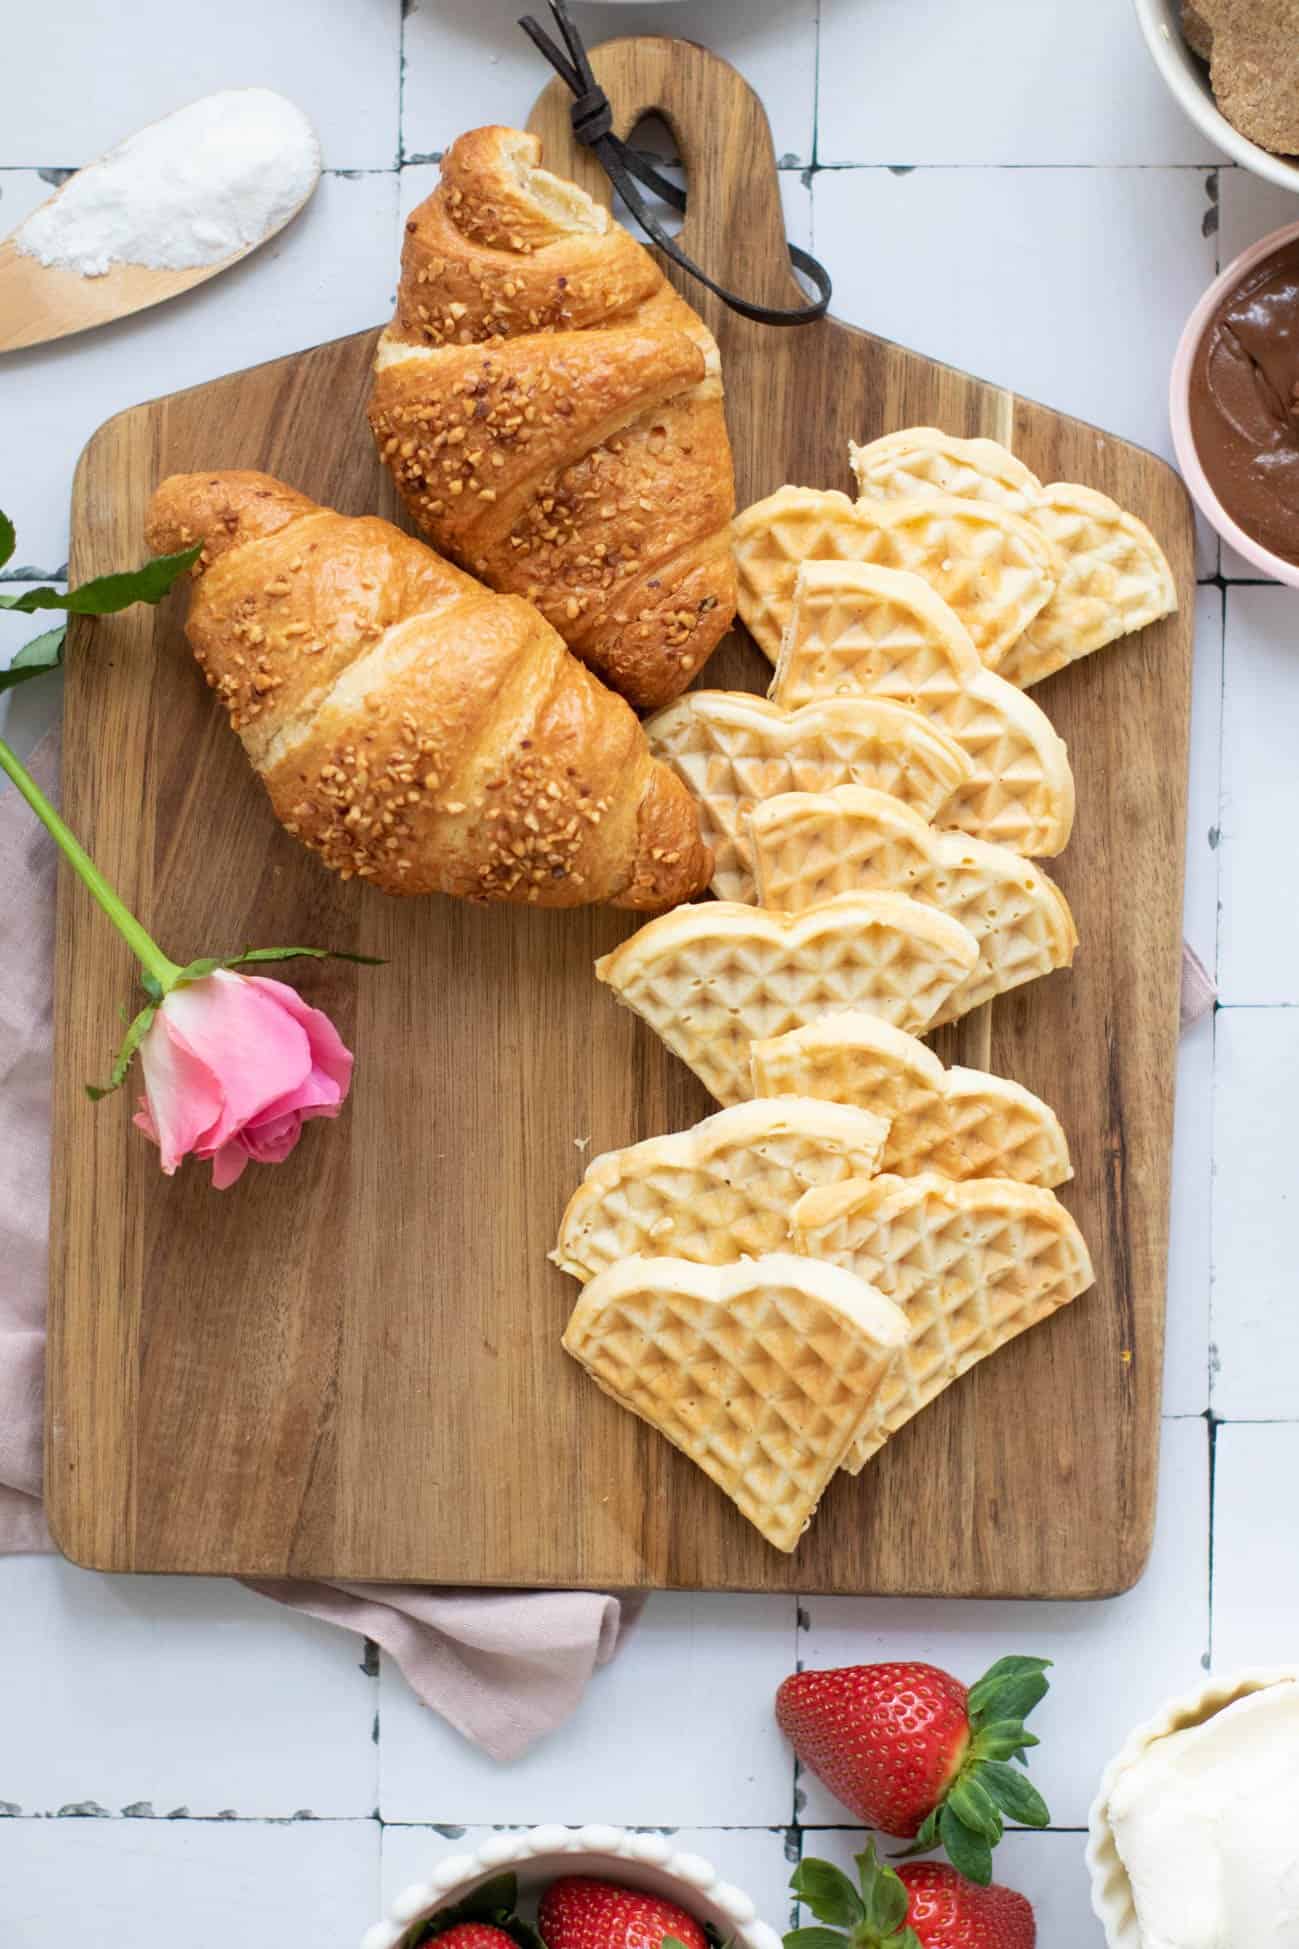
[246,976,353,1103]
[137,1011,226,1175]
[160,970,314,1154]
[209,1138,251,1190]
[239,1108,305,1166]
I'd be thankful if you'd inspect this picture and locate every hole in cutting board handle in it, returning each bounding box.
[618,111,686,238]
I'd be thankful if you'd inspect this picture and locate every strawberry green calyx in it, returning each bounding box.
[898,1656,1052,1886]
[786,1846,920,1949]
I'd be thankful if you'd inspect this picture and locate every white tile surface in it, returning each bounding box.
[0,8,400,169]
[0,1816,379,1949]
[1218,587,1299,1004]
[0,1556,377,1816]
[793,1419,1210,1828]
[379,1824,799,1932]
[1211,1008,1299,1419]
[802,1827,1103,1949]
[380,1594,797,1826]
[1212,1423,1299,1670]
[811,165,1215,468]
[0,169,398,570]
[402,0,818,167]
[818,0,1224,166]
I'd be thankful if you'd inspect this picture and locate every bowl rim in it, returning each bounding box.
[1085,1666,1299,1949]
[1130,0,1299,193]
[1169,216,1299,588]
[361,1824,788,1949]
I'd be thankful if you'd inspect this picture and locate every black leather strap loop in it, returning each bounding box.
[518,0,832,328]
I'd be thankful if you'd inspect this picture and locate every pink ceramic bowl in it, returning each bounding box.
[1170,218,1299,587]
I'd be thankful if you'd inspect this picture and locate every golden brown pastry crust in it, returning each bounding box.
[146,470,713,909]
[368,125,737,712]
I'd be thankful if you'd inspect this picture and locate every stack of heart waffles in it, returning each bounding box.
[556,427,1172,1551]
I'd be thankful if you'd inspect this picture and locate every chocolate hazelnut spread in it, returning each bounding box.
[1189,237,1299,565]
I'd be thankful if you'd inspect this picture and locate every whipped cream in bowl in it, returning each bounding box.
[1088,1669,1299,1949]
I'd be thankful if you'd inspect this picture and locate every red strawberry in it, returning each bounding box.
[538,1877,709,1949]
[428,1930,519,1949]
[896,1863,1035,1949]
[776,1656,1051,1883]
[787,1843,1033,1949]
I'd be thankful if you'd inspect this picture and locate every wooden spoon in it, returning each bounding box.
[0,110,320,355]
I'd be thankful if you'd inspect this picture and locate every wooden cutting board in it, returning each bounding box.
[47,36,1193,1595]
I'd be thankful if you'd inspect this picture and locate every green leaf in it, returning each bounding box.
[939,1803,992,1887]
[408,1872,529,1945]
[977,1760,1050,1828]
[966,1658,1051,1720]
[855,1844,909,1938]
[970,1720,1038,1763]
[782,1928,848,1949]
[0,624,65,693]
[966,1673,1049,1728]
[789,1860,864,1929]
[86,1000,156,1100]
[946,1776,1003,1846]
[227,944,385,968]
[0,543,200,617]
[0,510,15,571]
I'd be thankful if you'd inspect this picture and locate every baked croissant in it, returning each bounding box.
[145,470,713,909]
[367,125,737,713]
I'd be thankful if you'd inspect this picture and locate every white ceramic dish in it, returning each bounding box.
[1168,218,1299,587]
[362,1825,787,1949]
[1131,0,1299,194]
[1086,1666,1299,1948]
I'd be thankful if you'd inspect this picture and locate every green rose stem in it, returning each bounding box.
[0,733,181,992]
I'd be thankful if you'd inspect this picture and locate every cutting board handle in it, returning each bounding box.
[527,35,808,318]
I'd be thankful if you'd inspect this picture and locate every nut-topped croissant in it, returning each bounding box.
[145,470,713,909]
[367,125,737,712]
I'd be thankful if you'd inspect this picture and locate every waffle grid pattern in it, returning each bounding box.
[564,1273,899,1551]
[770,566,1074,856]
[750,1021,1072,1186]
[747,788,1076,1024]
[792,1173,1094,1469]
[645,692,970,902]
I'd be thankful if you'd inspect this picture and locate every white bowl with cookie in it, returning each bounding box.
[1133,0,1299,192]
[362,1825,785,1949]
[1087,1667,1299,1948]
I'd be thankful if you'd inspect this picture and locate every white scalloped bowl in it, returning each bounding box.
[1086,1666,1299,1948]
[362,1825,787,1949]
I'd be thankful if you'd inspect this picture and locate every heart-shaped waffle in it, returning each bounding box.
[791,1172,1094,1470]
[750,1013,1072,1188]
[553,1097,891,1282]
[595,891,980,1106]
[644,689,973,901]
[995,483,1178,689]
[733,485,1058,672]
[850,427,1043,511]
[562,1253,908,1551]
[746,785,1077,1025]
[846,432,1177,690]
[770,559,1074,856]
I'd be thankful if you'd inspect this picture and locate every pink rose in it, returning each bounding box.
[133,969,353,1189]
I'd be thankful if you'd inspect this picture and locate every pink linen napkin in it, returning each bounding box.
[0,730,1214,1753]
[0,733,634,1762]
